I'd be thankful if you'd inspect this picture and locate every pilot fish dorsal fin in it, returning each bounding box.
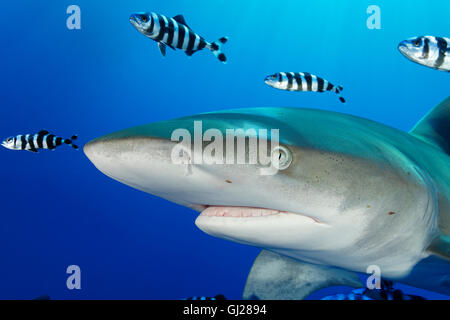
[243,250,363,300]
[173,14,190,28]
[38,130,49,135]
[410,96,450,154]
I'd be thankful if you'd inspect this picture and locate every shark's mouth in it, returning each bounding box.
[199,206,321,223]
[200,206,280,218]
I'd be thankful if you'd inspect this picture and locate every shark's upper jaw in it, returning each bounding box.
[83,135,321,217]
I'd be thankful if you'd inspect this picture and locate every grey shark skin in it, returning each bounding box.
[84,97,450,298]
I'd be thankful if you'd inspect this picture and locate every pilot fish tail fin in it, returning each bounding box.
[208,36,228,64]
[332,85,346,103]
[64,134,79,150]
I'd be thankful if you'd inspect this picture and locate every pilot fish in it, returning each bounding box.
[321,288,426,300]
[264,72,346,103]
[322,281,426,300]
[1,130,78,153]
[129,12,228,63]
[398,36,450,72]
[183,294,226,301]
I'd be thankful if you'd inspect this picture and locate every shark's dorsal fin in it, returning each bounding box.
[410,96,450,154]
[242,250,362,300]
[427,235,450,261]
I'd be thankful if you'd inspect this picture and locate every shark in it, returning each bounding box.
[84,97,450,299]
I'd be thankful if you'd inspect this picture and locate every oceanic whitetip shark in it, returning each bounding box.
[84,97,450,299]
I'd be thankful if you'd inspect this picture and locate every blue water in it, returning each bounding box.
[0,0,449,299]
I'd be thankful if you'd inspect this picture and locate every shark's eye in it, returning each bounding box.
[413,38,422,47]
[271,145,292,170]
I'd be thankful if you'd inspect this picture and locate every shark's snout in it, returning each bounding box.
[84,136,180,184]
[83,139,103,160]
[83,135,240,209]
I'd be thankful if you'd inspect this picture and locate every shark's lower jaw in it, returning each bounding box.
[195,206,328,251]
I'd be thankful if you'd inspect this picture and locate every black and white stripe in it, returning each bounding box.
[130,12,227,63]
[398,36,449,72]
[2,130,78,153]
[422,37,430,59]
[265,72,346,103]
[150,13,211,55]
[435,37,448,70]
[183,294,226,301]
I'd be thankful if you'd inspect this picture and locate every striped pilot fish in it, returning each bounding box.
[264,72,346,103]
[129,12,228,63]
[182,294,226,301]
[398,36,449,72]
[322,284,426,301]
[1,130,78,153]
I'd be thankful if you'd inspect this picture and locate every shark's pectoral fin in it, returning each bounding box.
[242,250,363,300]
[427,235,450,261]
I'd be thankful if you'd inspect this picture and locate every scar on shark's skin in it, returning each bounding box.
[388,211,396,215]
[225,180,232,184]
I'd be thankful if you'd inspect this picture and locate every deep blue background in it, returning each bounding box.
[0,0,449,299]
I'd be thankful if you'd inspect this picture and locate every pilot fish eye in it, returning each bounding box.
[413,38,422,47]
[141,15,149,22]
[271,145,292,170]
